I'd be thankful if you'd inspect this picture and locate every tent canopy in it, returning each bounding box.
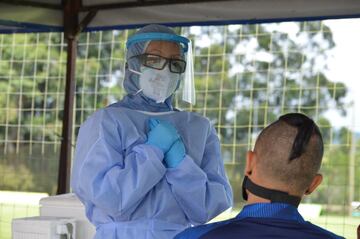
[1,0,360,33]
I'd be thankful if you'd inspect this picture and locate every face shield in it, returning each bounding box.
[126,32,195,105]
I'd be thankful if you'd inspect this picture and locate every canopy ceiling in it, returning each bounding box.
[1,0,360,33]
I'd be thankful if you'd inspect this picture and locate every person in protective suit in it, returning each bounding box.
[71,24,233,239]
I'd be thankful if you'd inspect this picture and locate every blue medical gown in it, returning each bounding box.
[71,105,233,239]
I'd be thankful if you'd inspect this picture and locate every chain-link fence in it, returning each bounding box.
[0,20,359,238]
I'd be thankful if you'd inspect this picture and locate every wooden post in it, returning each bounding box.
[57,0,80,194]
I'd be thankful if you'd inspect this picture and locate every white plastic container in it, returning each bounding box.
[12,216,75,239]
[40,193,95,239]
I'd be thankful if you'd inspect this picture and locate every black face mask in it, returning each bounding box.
[241,113,322,208]
[242,176,301,207]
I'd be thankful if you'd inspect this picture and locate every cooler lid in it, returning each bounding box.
[40,193,84,208]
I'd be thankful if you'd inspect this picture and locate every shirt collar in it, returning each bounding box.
[236,203,305,223]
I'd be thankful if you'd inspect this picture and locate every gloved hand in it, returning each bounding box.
[146,118,180,153]
[164,138,186,168]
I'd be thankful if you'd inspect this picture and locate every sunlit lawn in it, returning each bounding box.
[0,191,47,239]
[1,191,359,239]
[308,216,360,239]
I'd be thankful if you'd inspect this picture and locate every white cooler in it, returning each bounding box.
[39,193,96,239]
[12,216,76,239]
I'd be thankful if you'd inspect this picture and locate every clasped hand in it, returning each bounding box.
[146,118,185,168]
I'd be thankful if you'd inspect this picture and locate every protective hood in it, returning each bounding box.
[118,24,194,112]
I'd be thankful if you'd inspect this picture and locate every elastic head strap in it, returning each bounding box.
[126,33,190,52]
[242,176,301,207]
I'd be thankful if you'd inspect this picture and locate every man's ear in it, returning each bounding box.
[245,150,256,176]
[305,174,323,195]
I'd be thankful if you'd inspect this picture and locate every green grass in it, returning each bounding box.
[1,191,360,239]
[0,203,39,239]
[0,191,48,239]
[308,216,360,239]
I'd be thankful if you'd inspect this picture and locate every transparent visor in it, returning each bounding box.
[126,33,195,105]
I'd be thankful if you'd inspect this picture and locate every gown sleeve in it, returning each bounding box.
[165,126,233,225]
[71,109,166,218]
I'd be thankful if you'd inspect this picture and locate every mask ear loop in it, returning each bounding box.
[125,62,143,96]
[128,67,142,75]
[135,88,143,95]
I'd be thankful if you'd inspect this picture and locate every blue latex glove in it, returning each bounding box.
[146,118,180,153]
[164,139,186,168]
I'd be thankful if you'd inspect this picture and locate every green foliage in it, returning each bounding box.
[179,23,353,207]
[0,23,357,211]
[0,163,34,191]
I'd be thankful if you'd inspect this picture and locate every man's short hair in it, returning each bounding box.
[254,113,324,192]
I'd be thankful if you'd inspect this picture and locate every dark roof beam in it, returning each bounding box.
[80,0,222,12]
[0,0,226,12]
[0,0,62,10]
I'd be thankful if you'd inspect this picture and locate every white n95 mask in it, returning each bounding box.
[138,67,180,103]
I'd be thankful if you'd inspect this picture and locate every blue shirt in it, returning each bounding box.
[175,203,344,239]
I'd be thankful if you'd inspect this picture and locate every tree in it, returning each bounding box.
[176,22,349,206]
[0,22,354,208]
